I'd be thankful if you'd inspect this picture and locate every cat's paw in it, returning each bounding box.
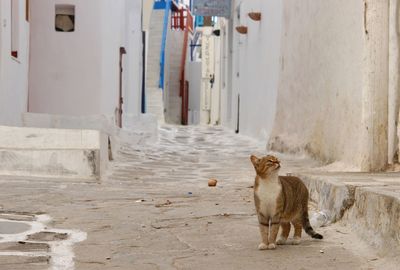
[258,243,269,250]
[292,237,301,245]
[267,243,276,250]
[276,237,287,245]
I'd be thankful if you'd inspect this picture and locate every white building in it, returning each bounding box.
[0,0,30,126]
[215,0,395,172]
[1,0,146,129]
[146,0,193,125]
[28,0,144,128]
[187,24,222,126]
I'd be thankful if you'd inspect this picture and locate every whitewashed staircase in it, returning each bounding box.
[146,10,165,123]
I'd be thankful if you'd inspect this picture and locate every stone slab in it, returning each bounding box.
[0,149,100,179]
[0,125,109,180]
[293,171,400,256]
[0,125,100,149]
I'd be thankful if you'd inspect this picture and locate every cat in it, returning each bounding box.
[250,154,323,250]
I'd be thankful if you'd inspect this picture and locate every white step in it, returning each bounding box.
[0,126,107,180]
[0,149,100,179]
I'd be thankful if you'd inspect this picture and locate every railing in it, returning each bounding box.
[154,0,167,10]
[179,9,193,125]
[171,8,194,32]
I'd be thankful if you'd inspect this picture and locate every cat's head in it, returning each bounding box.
[250,155,280,177]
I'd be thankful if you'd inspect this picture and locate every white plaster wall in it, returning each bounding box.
[219,19,230,127]
[122,0,144,124]
[223,0,282,138]
[0,0,29,126]
[389,0,400,164]
[29,0,143,125]
[218,0,388,170]
[220,17,235,128]
[99,0,123,121]
[269,0,366,167]
[200,27,214,125]
[164,30,185,124]
[142,0,155,32]
[29,0,103,116]
[187,61,201,125]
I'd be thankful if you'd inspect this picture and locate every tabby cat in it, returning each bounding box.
[250,155,323,250]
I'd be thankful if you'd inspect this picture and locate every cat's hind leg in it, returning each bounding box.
[277,222,291,245]
[291,220,302,245]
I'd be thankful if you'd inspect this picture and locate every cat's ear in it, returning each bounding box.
[250,155,259,167]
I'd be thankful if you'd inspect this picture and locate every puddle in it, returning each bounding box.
[0,221,31,234]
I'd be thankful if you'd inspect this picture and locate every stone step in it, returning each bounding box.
[294,172,400,256]
[0,126,107,180]
[146,88,165,123]
[0,148,100,179]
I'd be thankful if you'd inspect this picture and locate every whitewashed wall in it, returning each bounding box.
[222,0,283,138]
[28,0,143,126]
[29,0,102,116]
[269,0,388,171]
[187,61,201,125]
[0,0,30,126]
[122,0,144,125]
[220,0,389,171]
[142,0,154,32]
[270,0,365,166]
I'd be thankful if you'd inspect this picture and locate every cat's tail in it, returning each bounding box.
[302,211,323,239]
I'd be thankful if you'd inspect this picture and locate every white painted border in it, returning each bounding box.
[0,214,87,270]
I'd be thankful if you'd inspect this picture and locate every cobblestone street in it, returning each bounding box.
[0,125,395,269]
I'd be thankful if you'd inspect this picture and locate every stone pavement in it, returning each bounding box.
[0,125,398,269]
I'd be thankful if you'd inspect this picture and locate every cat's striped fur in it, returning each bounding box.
[250,155,323,250]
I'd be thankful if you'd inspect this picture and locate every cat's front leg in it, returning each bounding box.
[267,218,280,250]
[257,214,271,250]
[258,223,270,250]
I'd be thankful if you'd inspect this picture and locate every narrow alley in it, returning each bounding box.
[0,125,396,270]
[1,0,400,269]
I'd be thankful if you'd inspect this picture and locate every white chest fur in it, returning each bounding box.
[255,177,282,217]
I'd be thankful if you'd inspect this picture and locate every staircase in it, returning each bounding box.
[146,9,165,123]
[165,7,193,124]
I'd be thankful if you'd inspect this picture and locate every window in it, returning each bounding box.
[11,0,19,58]
[55,5,75,32]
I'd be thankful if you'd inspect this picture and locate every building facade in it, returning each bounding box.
[0,0,30,126]
[215,0,395,172]
[28,0,144,127]
[0,0,145,129]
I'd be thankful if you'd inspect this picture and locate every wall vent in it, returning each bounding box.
[55,5,75,32]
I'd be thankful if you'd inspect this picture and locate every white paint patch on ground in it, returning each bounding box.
[0,213,86,270]
[48,229,87,270]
